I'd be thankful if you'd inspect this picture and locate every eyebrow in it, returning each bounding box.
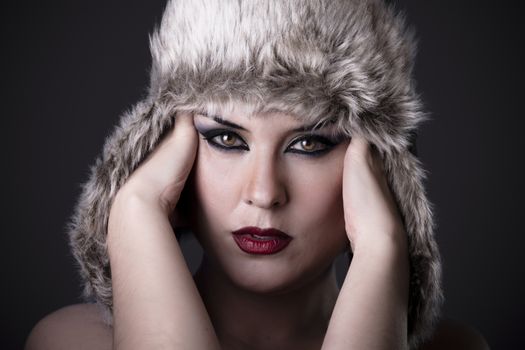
[200,113,332,133]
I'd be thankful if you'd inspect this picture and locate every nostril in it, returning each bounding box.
[245,198,282,209]
[242,164,288,208]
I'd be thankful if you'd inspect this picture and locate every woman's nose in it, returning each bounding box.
[242,153,287,209]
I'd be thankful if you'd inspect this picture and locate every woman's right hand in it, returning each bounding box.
[107,112,221,349]
[111,112,198,220]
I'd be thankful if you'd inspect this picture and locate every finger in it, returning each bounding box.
[348,135,369,152]
[344,136,372,165]
[159,112,197,153]
[345,136,385,174]
[146,112,198,179]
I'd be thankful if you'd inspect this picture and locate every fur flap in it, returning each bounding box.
[68,0,443,348]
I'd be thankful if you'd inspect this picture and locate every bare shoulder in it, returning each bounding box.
[25,303,113,350]
[419,318,490,350]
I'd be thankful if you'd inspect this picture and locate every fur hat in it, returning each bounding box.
[67,0,443,348]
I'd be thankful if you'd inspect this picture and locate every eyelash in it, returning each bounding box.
[200,129,339,157]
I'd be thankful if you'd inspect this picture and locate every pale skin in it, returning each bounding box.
[25,110,490,350]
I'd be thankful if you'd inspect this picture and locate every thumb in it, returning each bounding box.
[160,113,199,179]
[154,113,198,211]
[123,112,199,214]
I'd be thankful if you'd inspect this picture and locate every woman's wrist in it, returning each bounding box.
[350,231,410,289]
[107,189,172,251]
[350,229,408,259]
[109,179,176,224]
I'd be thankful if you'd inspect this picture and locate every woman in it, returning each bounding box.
[25,0,488,349]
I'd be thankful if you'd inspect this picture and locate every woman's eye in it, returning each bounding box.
[201,130,247,150]
[288,136,335,155]
[199,129,338,156]
[214,133,242,147]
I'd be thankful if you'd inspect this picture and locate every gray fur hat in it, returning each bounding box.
[67,0,443,348]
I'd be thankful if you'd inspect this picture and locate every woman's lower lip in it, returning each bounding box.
[232,234,292,255]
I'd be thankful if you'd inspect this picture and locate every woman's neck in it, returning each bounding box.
[193,256,340,350]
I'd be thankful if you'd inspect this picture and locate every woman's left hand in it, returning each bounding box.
[342,136,407,253]
[322,136,410,350]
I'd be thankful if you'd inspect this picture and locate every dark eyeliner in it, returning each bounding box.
[286,134,340,157]
[197,127,344,156]
[199,128,248,151]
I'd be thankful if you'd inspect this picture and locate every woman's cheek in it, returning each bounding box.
[195,146,240,217]
[293,155,344,196]
[292,157,345,228]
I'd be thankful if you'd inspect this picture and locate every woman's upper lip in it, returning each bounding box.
[232,226,291,238]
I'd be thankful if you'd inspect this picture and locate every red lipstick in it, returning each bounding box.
[232,227,292,255]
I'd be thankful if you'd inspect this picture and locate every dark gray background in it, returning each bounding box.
[2,1,523,349]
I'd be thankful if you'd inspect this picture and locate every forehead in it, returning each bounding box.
[194,111,340,135]
[192,99,338,131]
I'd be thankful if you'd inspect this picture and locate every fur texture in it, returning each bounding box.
[67,0,443,348]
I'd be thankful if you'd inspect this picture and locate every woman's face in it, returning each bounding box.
[190,108,350,294]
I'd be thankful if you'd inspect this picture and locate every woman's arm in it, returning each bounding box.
[322,236,408,350]
[322,136,409,350]
[107,114,221,350]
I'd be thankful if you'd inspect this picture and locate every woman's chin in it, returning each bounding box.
[204,257,298,295]
[224,260,330,296]
[233,274,293,295]
[198,240,338,296]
